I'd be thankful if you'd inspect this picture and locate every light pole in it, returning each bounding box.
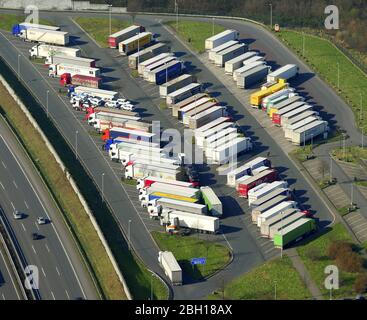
[175,0,178,31]
[46,90,50,118]
[274,280,277,300]
[330,155,333,183]
[362,127,364,149]
[280,211,283,258]
[165,61,168,83]
[108,5,112,36]
[360,92,363,122]
[337,62,340,89]
[212,17,215,35]
[128,219,132,251]
[351,183,354,207]
[342,133,346,160]
[310,133,314,151]
[302,32,305,56]
[75,130,78,159]
[269,3,273,29]
[101,173,105,203]
[17,54,21,80]
[137,31,140,65]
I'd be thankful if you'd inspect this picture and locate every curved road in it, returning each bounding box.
[0,9,362,299]
[0,117,97,300]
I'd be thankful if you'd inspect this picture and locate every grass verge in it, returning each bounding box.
[331,146,367,165]
[0,58,168,300]
[165,20,226,53]
[0,13,52,32]
[73,17,129,48]
[151,231,231,281]
[297,223,362,299]
[276,29,367,132]
[207,256,310,300]
[0,82,124,299]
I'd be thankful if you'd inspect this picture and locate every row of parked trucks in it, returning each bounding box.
[225,156,316,248]
[14,22,104,89]
[249,66,329,145]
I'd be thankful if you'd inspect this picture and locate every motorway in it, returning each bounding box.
[0,117,97,300]
[0,9,355,299]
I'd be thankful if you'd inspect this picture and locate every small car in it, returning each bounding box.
[37,217,48,225]
[105,100,120,109]
[121,103,134,111]
[31,232,41,240]
[13,210,23,220]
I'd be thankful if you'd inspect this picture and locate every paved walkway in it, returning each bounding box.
[286,248,323,300]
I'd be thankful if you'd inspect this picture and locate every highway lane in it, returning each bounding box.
[0,241,21,300]
[0,118,97,300]
[0,10,344,299]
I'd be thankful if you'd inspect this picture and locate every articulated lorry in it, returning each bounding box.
[158,251,182,286]
[237,169,278,198]
[29,44,80,59]
[46,55,96,67]
[248,180,289,205]
[261,208,301,238]
[205,30,240,50]
[146,60,184,85]
[72,87,119,100]
[166,83,202,106]
[12,22,60,36]
[200,186,223,217]
[137,176,194,190]
[257,201,297,228]
[129,42,169,69]
[250,80,288,108]
[148,198,207,218]
[250,187,290,209]
[108,25,145,48]
[267,64,299,83]
[214,43,247,67]
[118,32,152,55]
[159,74,194,97]
[48,63,100,78]
[19,28,69,46]
[139,183,201,201]
[125,162,184,181]
[225,51,258,75]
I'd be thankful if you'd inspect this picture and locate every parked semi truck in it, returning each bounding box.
[250,80,288,107]
[19,28,69,46]
[236,65,270,89]
[139,183,200,201]
[260,208,300,238]
[138,52,174,75]
[267,95,304,116]
[108,25,145,48]
[60,74,101,88]
[118,32,152,55]
[126,162,184,181]
[171,93,209,117]
[159,74,194,97]
[251,195,290,223]
[214,43,247,67]
[46,54,96,67]
[291,120,328,145]
[143,56,177,79]
[158,251,182,285]
[211,137,253,164]
[195,120,233,147]
[257,201,297,227]
[209,40,239,62]
[48,63,100,78]
[29,44,80,59]
[283,110,319,130]
[161,210,220,234]
[188,106,226,130]
[271,102,306,126]
[146,60,184,85]
[267,64,299,83]
[12,22,60,36]
[233,60,265,82]
[237,169,278,198]
[274,104,314,126]
[166,83,202,106]
[248,180,289,205]
[273,218,315,248]
[128,42,169,69]
[137,176,194,189]
[200,186,223,217]
[148,198,207,218]
[205,29,240,50]
[72,86,119,100]
[224,51,258,75]
[179,99,216,122]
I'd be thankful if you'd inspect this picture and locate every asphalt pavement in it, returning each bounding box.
[0,9,353,299]
[0,117,97,300]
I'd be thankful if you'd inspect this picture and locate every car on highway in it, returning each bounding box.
[31,232,42,240]
[13,210,23,220]
[37,217,48,225]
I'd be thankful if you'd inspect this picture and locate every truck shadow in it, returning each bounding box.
[68,35,88,46]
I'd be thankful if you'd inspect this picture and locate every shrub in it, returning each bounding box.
[354,273,367,294]
[335,251,363,273]
[326,241,353,259]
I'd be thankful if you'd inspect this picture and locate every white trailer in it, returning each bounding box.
[166,83,202,106]
[205,133,240,158]
[272,102,306,124]
[261,88,296,109]
[16,22,60,32]
[280,105,314,127]
[205,29,240,50]
[285,117,320,140]
[204,127,238,149]
[143,56,177,79]
[267,95,304,114]
[200,186,223,217]
[214,43,247,67]
[129,42,169,69]
[225,51,258,74]
[268,210,304,239]
[195,117,231,136]
[73,87,119,100]
[250,187,290,209]
[136,176,194,189]
[208,40,238,61]
[291,120,328,145]
[211,137,252,164]
[227,157,270,187]
[140,183,200,200]
[138,52,173,75]
[188,106,226,130]
[109,141,162,160]
[46,54,95,67]
[148,198,207,217]
[29,44,80,59]
[19,28,69,46]
[158,251,182,285]
[179,99,215,121]
[257,201,297,227]
[172,93,209,117]
[48,63,100,78]
[267,64,299,82]
[233,61,266,82]
[248,180,289,205]
[162,210,220,233]
[261,208,300,238]
[125,162,183,180]
[243,55,265,66]
[236,65,270,89]
[251,195,289,223]
[159,74,194,97]
[195,121,234,147]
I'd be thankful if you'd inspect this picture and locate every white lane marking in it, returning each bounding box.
[45,244,50,253]
[34,222,39,231]
[1,161,6,169]
[221,232,233,251]
[65,289,70,300]
[1,293,5,300]
[0,181,4,190]
[10,202,15,210]
[24,201,29,209]
[12,180,18,189]
[0,251,21,300]
[41,267,46,277]
[31,245,37,255]
[51,291,56,300]
[56,266,61,277]
[0,134,87,299]
[21,223,26,232]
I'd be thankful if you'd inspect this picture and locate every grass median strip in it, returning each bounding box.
[73,17,129,48]
[207,256,310,300]
[165,20,226,53]
[151,231,231,281]
[0,13,53,31]
[277,29,367,131]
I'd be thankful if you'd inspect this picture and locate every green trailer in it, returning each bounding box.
[273,218,315,248]
[200,186,223,217]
